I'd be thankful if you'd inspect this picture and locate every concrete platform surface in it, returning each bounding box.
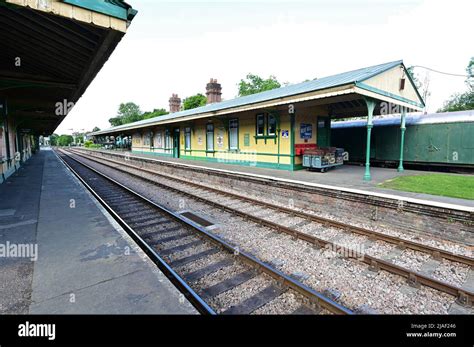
[0,149,197,314]
[110,150,474,208]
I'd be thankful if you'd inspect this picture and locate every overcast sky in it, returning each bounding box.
[56,0,473,134]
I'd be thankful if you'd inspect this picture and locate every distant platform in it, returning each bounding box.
[0,149,197,314]
[91,149,473,209]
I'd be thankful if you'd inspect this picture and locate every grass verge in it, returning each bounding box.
[379,174,474,200]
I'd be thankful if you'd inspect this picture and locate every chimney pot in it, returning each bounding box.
[169,94,181,113]
[206,78,222,104]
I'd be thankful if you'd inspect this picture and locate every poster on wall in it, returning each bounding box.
[281,130,289,138]
[300,124,312,139]
[156,132,162,148]
[217,128,224,148]
[198,135,203,146]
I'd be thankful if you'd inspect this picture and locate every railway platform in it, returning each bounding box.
[109,150,473,209]
[0,149,197,314]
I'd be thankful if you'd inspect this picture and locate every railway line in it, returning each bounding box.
[56,149,351,315]
[64,148,474,310]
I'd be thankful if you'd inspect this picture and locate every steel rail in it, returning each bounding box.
[58,149,353,315]
[69,148,474,267]
[67,148,474,307]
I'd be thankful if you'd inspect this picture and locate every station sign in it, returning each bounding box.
[300,123,312,139]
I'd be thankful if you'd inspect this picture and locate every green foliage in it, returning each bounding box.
[84,141,101,149]
[109,103,169,126]
[466,57,473,90]
[183,94,207,110]
[57,135,74,147]
[438,91,474,112]
[142,108,169,119]
[109,102,142,126]
[238,74,281,97]
[49,134,59,146]
[406,66,421,89]
[92,126,101,132]
[438,58,474,112]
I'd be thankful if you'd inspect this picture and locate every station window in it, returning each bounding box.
[185,127,191,150]
[229,119,239,150]
[155,131,163,148]
[143,132,151,146]
[256,114,265,136]
[267,114,276,136]
[165,129,171,149]
[206,123,214,151]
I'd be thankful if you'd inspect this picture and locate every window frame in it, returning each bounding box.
[267,114,277,136]
[184,127,192,150]
[229,118,239,151]
[256,113,265,137]
[206,123,214,152]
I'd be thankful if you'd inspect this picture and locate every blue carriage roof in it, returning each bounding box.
[331,110,474,129]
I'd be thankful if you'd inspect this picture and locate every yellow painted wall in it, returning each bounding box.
[130,107,330,169]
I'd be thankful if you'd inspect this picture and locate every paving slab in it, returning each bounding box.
[1,149,197,314]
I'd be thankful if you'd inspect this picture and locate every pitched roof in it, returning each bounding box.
[93,60,405,135]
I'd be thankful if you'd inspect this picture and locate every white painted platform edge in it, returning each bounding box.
[91,149,474,213]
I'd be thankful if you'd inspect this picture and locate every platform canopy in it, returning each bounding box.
[0,0,137,135]
[91,60,425,136]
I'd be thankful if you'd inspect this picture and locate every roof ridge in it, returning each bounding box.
[92,60,405,135]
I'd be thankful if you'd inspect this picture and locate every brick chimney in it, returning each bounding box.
[206,78,222,104]
[169,94,181,113]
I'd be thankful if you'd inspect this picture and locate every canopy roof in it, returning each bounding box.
[93,60,425,136]
[0,0,136,135]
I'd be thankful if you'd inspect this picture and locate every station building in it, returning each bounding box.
[92,60,425,179]
[0,0,136,183]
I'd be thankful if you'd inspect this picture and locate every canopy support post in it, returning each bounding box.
[397,109,407,172]
[363,97,377,181]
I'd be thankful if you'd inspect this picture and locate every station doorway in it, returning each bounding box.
[173,128,180,158]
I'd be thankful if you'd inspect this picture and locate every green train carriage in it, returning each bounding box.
[331,110,474,170]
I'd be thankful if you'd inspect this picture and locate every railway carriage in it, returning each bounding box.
[331,110,474,171]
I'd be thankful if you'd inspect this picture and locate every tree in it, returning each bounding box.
[238,74,281,97]
[92,126,101,132]
[183,94,207,110]
[466,57,473,91]
[57,135,74,147]
[407,66,431,109]
[109,102,142,126]
[143,108,169,119]
[438,58,474,112]
[49,134,59,146]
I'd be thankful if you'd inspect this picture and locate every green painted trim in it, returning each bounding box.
[358,60,403,83]
[363,97,377,181]
[62,0,136,21]
[177,149,291,157]
[355,82,424,109]
[290,113,295,170]
[400,63,426,107]
[132,150,173,157]
[180,155,295,171]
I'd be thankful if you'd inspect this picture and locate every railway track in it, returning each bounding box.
[56,149,351,315]
[66,148,474,308]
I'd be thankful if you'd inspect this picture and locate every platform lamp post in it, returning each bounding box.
[363,97,377,181]
[397,109,407,172]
